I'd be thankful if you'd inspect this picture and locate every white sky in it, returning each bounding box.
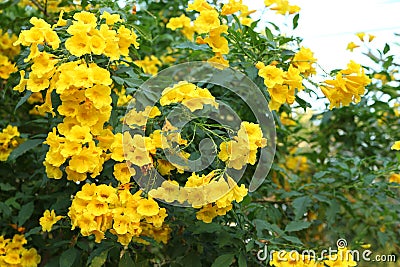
[243,0,400,109]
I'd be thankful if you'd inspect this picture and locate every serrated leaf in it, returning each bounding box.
[285,221,311,232]
[211,254,234,267]
[8,139,43,161]
[18,202,34,226]
[59,248,79,267]
[14,91,32,112]
[119,252,135,267]
[292,196,312,220]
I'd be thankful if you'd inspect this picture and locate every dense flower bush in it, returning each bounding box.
[0,0,399,266]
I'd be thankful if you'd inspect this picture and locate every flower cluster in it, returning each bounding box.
[123,80,264,223]
[0,125,21,161]
[160,81,219,111]
[68,183,169,246]
[320,60,371,109]
[13,12,141,183]
[347,32,375,52]
[167,0,256,66]
[270,247,357,266]
[0,234,41,267]
[0,29,20,59]
[218,122,267,170]
[65,11,138,59]
[264,0,300,15]
[39,210,64,232]
[149,173,248,223]
[256,59,306,111]
[14,17,60,62]
[134,55,162,75]
[18,0,62,13]
[0,55,17,80]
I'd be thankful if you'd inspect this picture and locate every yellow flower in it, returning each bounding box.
[44,161,63,179]
[368,34,375,42]
[137,198,160,216]
[100,11,122,25]
[346,41,359,52]
[356,32,365,41]
[74,11,97,28]
[21,247,41,267]
[187,0,214,12]
[203,25,229,54]
[67,125,92,144]
[114,162,134,184]
[221,0,245,15]
[320,60,371,109]
[85,85,112,109]
[134,55,162,75]
[3,252,21,264]
[324,247,357,267]
[391,141,400,150]
[265,0,300,15]
[208,52,229,68]
[292,47,317,76]
[196,204,218,223]
[257,64,285,88]
[65,33,91,56]
[166,14,191,30]
[39,210,64,232]
[194,9,220,34]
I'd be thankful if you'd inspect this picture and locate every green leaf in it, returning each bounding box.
[89,250,108,267]
[238,253,247,267]
[59,248,79,267]
[211,254,235,267]
[293,14,300,29]
[132,24,152,41]
[383,43,390,54]
[295,95,311,111]
[25,226,41,237]
[181,252,202,267]
[14,91,32,112]
[0,183,16,191]
[264,27,273,41]
[18,202,34,226]
[281,235,303,245]
[254,219,284,237]
[119,252,135,267]
[8,139,43,161]
[292,196,312,220]
[174,42,209,51]
[191,221,223,234]
[326,200,340,224]
[112,76,125,85]
[285,221,311,232]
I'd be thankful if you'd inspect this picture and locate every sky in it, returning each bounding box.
[243,0,400,110]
